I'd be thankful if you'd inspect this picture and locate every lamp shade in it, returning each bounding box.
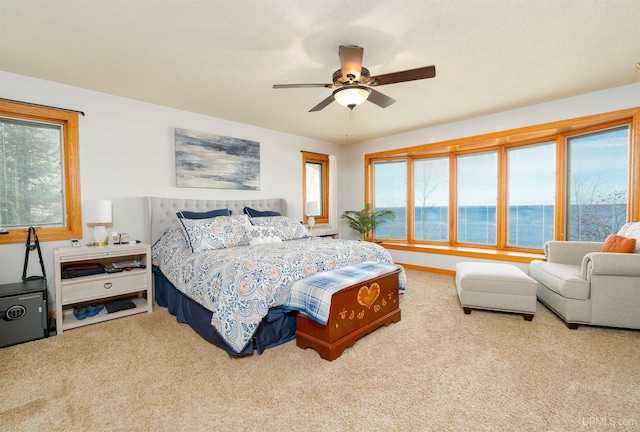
[85,200,112,224]
[305,201,320,216]
[333,86,371,108]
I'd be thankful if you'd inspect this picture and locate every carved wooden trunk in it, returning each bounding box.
[296,269,401,361]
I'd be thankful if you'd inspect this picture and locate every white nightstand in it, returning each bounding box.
[53,243,152,334]
[308,227,340,238]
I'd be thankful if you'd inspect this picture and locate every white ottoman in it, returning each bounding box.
[455,262,537,321]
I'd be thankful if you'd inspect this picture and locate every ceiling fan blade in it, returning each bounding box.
[273,83,332,89]
[309,94,335,112]
[367,88,396,108]
[369,65,436,86]
[339,45,364,81]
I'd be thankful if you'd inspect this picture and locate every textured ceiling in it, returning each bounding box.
[1,0,639,145]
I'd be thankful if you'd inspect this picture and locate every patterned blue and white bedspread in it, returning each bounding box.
[284,261,406,325]
[152,228,406,353]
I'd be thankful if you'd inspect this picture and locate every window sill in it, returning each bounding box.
[379,242,545,264]
[0,227,81,245]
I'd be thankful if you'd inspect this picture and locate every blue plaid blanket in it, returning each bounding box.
[284,261,406,325]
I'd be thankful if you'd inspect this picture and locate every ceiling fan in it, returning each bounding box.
[273,45,436,112]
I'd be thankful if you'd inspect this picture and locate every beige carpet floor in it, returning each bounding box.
[1,269,639,431]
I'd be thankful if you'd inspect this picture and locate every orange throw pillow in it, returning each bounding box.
[600,234,636,253]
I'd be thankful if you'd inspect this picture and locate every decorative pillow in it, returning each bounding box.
[231,214,252,226]
[616,222,640,253]
[246,226,283,246]
[617,223,629,237]
[250,216,310,240]
[243,207,281,217]
[600,234,636,253]
[176,208,231,219]
[178,215,250,252]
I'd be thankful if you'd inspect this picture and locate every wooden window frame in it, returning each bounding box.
[0,100,82,244]
[302,152,329,225]
[365,107,640,261]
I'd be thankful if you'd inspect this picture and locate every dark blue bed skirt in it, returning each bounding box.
[153,266,297,356]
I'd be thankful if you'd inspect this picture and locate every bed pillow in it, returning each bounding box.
[179,215,250,252]
[176,208,231,219]
[243,207,281,217]
[600,234,636,253]
[250,216,310,240]
[246,226,283,246]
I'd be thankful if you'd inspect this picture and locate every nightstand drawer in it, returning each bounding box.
[61,272,148,304]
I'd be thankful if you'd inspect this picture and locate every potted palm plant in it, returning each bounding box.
[340,204,396,241]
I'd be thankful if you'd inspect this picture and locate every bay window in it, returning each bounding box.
[365,108,640,258]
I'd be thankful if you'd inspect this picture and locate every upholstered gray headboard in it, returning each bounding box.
[143,196,287,245]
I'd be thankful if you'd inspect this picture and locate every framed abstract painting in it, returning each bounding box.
[175,128,260,190]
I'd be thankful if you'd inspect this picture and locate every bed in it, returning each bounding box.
[145,196,405,357]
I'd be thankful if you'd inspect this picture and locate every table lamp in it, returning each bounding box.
[305,201,319,230]
[85,200,112,246]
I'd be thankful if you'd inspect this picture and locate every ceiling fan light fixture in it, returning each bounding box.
[333,86,371,109]
[273,45,435,112]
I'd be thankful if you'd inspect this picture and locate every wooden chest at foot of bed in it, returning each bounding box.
[296,269,401,361]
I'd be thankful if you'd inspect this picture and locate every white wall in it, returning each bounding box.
[340,83,640,271]
[0,72,342,297]
[2,72,638,294]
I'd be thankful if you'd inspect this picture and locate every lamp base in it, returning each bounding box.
[93,225,108,246]
[307,216,315,231]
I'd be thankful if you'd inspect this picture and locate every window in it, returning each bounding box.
[364,107,640,258]
[302,152,329,225]
[414,157,449,241]
[457,151,497,245]
[0,100,81,244]
[372,160,407,240]
[566,125,629,241]
[507,142,556,249]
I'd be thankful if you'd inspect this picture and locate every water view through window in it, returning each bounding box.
[370,114,634,252]
[457,152,497,245]
[507,142,556,248]
[414,157,449,241]
[373,126,629,248]
[373,160,406,239]
[567,126,629,241]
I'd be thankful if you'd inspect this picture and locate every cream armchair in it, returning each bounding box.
[529,223,640,330]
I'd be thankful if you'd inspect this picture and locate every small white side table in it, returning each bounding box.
[53,243,152,333]
[308,227,340,238]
